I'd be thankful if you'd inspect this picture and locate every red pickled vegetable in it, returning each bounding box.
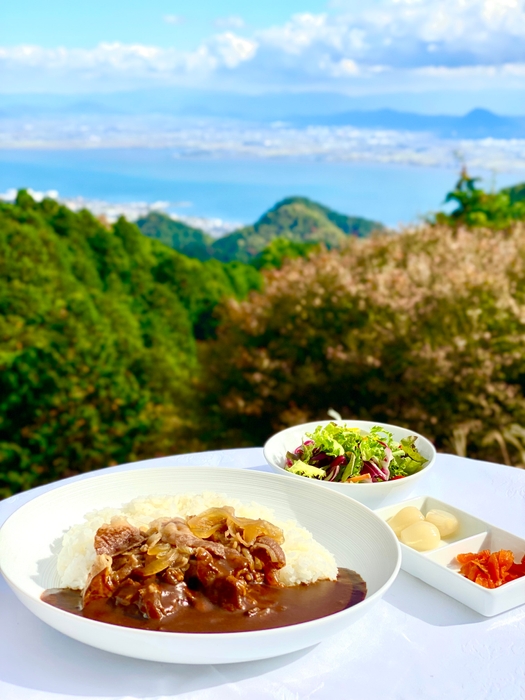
[457,549,525,588]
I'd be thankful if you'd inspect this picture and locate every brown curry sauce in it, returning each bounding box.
[42,568,366,633]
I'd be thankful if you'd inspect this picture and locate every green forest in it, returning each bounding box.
[2,175,525,497]
[0,190,261,497]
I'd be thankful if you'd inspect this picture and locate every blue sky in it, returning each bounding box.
[0,0,330,49]
[1,0,525,113]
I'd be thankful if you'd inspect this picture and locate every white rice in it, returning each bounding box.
[57,492,337,590]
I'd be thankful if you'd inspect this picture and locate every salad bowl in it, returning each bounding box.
[263,420,436,508]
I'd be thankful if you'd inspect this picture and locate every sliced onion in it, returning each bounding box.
[331,455,347,468]
[326,463,341,481]
[241,519,284,546]
[187,507,235,538]
[141,549,178,576]
[147,542,172,557]
[362,460,388,482]
[326,455,346,481]
[368,454,391,480]
[141,560,171,576]
[376,441,393,478]
[187,507,284,546]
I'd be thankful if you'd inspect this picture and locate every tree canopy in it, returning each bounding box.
[136,211,214,260]
[200,221,525,466]
[434,170,525,230]
[0,192,261,496]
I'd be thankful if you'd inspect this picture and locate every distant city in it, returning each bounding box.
[2,114,525,172]
[2,90,525,173]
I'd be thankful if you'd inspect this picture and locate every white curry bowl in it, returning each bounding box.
[0,466,400,665]
[264,420,436,509]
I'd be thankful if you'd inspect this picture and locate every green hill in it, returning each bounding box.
[136,198,383,264]
[136,211,213,260]
[0,191,261,496]
[502,182,525,204]
[210,197,383,263]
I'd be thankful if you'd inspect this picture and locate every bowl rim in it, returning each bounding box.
[263,419,437,488]
[0,465,402,642]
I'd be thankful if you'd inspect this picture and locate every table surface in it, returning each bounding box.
[0,449,524,700]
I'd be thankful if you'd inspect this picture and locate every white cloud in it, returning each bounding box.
[163,15,184,25]
[244,1,525,90]
[2,0,525,93]
[414,62,525,80]
[0,34,257,85]
[260,13,337,55]
[330,58,360,76]
[209,33,258,69]
[0,43,190,74]
[214,16,245,29]
[256,1,525,70]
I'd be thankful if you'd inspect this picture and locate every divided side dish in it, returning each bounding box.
[375,496,525,617]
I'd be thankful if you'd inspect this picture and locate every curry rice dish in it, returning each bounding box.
[43,493,367,633]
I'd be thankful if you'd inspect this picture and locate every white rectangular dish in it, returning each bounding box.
[375,496,525,616]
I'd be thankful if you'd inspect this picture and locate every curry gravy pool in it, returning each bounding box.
[42,568,366,633]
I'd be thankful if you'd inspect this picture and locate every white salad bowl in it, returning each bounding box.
[264,420,437,509]
[0,466,400,665]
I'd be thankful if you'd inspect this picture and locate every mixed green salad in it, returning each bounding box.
[285,423,428,483]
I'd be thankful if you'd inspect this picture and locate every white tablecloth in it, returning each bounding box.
[1,449,524,700]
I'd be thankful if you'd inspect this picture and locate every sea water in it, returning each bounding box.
[0,148,521,228]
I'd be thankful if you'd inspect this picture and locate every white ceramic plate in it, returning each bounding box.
[0,467,401,664]
[375,495,525,616]
[264,420,436,508]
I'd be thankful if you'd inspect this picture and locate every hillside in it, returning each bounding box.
[210,197,383,263]
[136,212,213,260]
[502,182,525,204]
[136,198,382,264]
[202,198,381,263]
[0,191,261,496]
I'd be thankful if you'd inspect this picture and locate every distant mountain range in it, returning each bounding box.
[136,197,384,263]
[2,90,525,139]
[293,108,525,139]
